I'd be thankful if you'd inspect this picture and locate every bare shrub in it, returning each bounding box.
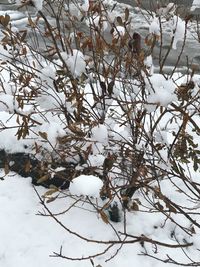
[0,0,200,265]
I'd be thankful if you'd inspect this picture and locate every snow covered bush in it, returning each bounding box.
[0,0,200,266]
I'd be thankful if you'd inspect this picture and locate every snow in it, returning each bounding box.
[88,154,105,167]
[0,94,15,113]
[191,0,200,11]
[62,50,86,77]
[91,125,108,144]
[113,26,125,38]
[149,10,187,50]
[69,174,103,197]
[8,0,43,10]
[1,170,200,267]
[169,16,186,50]
[32,0,44,11]
[0,175,67,267]
[145,74,177,109]
[149,17,160,36]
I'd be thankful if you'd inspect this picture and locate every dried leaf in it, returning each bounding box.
[46,196,57,203]
[34,142,40,154]
[37,174,49,184]
[0,14,10,27]
[190,226,196,234]
[125,8,129,21]
[99,210,109,224]
[28,17,35,28]
[4,162,9,175]
[22,46,27,55]
[16,115,20,125]
[20,30,27,42]
[110,27,114,35]
[68,123,85,137]
[166,203,177,213]
[38,131,48,140]
[116,16,123,26]
[156,202,164,211]
[130,201,139,211]
[107,81,114,96]
[24,160,31,173]
[43,188,58,197]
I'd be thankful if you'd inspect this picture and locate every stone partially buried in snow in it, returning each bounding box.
[69,175,103,198]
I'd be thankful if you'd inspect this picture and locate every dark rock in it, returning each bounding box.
[0,149,72,189]
[108,201,121,223]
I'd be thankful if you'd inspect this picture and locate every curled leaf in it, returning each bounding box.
[38,131,48,140]
[99,210,109,224]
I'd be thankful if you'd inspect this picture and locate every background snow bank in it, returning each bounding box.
[191,0,200,11]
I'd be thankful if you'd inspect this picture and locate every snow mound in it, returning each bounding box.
[61,50,86,77]
[69,175,103,197]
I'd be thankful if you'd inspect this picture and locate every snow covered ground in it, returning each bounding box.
[1,171,200,267]
[0,173,158,267]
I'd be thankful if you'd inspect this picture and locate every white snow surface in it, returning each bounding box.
[1,171,200,267]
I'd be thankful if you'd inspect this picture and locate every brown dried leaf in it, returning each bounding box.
[34,142,40,154]
[20,30,27,42]
[22,46,27,55]
[125,8,129,21]
[116,16,123,26]
[68,123,85,137]
[38,131,48,140]
[190,226,196,234]
[130,201,139,211]
[24,160,31,173]
[43,188,58,197]
[37,174,49,184]
[0,14,10,27]
[4,162,9,175]
[166,203,177,213]
[110,27,114,35]
[46,196,57,203]
[99,210,109,224]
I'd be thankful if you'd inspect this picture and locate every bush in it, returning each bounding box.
[0,0,200,265]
